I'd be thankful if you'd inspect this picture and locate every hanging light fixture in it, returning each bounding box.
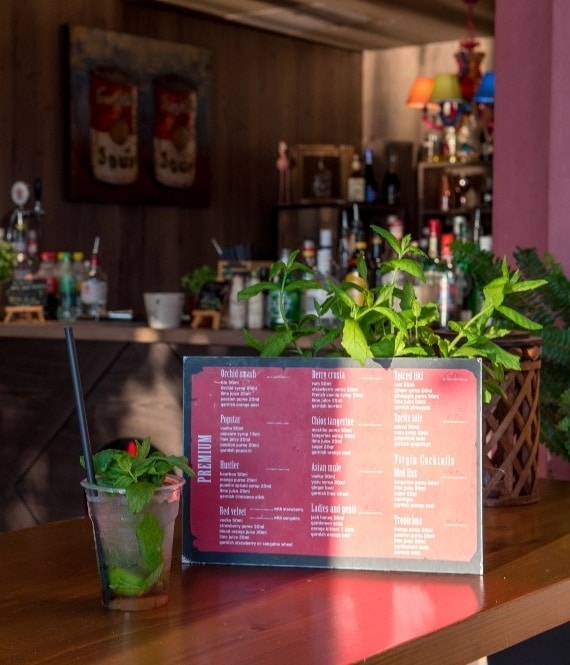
[406,0,494,163]
[454,0,485,102]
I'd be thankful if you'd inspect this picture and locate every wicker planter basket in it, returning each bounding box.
[482,334,542,507]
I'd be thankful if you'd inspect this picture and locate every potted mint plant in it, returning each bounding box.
[239,227,546,505]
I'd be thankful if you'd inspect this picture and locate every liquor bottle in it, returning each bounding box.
[344,217,368,306]
[344,240,367,307]
[57,252,77,321]
[80,237,108,320]
[300,239,316,271]
[349,202,363,253]
[366,231,383,288]
[36,251,58,319]
[440,173,451,212]
[72,252,88,318]
[363,147,379,204]
[438,233,460,328]
[422,218,443,309]
[317,228,333,279]
[347,152,365,202]
[304,229,337,325]
[12,211,34,280]
[347,233,368,271]
[426,218,442,264]
[381,150,401,207]
[337,210,351,279]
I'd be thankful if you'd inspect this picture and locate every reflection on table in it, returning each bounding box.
[1,479,569,664]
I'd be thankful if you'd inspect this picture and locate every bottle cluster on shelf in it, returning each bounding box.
[416,161,492,244]
[18,242,107,321]
[228,149,492,333]
[346,145,401,208]
[1,179,108,321]
[232,197,491,334]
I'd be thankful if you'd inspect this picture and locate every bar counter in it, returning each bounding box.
[1,479,569,664]
[0,318,258,347]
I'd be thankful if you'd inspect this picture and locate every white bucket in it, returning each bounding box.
[144,292,184,330]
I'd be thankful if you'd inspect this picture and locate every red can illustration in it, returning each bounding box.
[89,67,138,185]
[153,75,197,188]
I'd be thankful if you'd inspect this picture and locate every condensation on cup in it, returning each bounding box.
[89,67,138,185]
[153,75,197,188]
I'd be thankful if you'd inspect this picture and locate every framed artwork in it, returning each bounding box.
[291,144,354,203]
[67,25,212,206]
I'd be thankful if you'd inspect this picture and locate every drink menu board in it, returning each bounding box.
[182,356,482,574]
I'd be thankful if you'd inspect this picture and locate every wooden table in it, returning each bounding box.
[2,479,569,665]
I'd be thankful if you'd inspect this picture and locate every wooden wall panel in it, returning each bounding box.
[0,0,362,318]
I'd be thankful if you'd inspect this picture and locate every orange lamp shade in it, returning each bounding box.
[405,76,437,109]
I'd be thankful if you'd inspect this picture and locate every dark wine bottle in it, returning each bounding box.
[381,151,401,207]
[363,147,379,203]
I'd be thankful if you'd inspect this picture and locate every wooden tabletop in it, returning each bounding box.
[2,479,569,665]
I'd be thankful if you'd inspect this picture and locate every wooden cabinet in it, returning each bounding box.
[416,161,492,240]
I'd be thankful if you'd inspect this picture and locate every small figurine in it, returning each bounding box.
[276,140,293,203]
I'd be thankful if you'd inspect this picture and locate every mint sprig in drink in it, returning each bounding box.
[81,437,194,610]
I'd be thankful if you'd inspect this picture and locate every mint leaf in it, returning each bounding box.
[496,304,543,330]
[108,566,150,596]
[260,330,295,357]
[126,481,156,514]
[86,437,195,514]
[107,562,163,597]
[137,436,152,459]
[137,513,164,571]
[341,319,371,366]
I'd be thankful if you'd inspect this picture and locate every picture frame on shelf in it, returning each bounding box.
[291,144,354,203]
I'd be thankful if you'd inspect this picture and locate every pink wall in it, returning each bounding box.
[494,0,570,273]
[548,0,570,266]
[495,1,570,480]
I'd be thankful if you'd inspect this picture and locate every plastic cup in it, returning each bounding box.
[81,474,185,611]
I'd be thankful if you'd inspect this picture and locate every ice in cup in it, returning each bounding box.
[82,474,185,611]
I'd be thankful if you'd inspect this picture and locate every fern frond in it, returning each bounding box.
[514,247,570,324]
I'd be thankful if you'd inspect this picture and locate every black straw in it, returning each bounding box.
[65,327,96,482]
[64,326,110,605]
